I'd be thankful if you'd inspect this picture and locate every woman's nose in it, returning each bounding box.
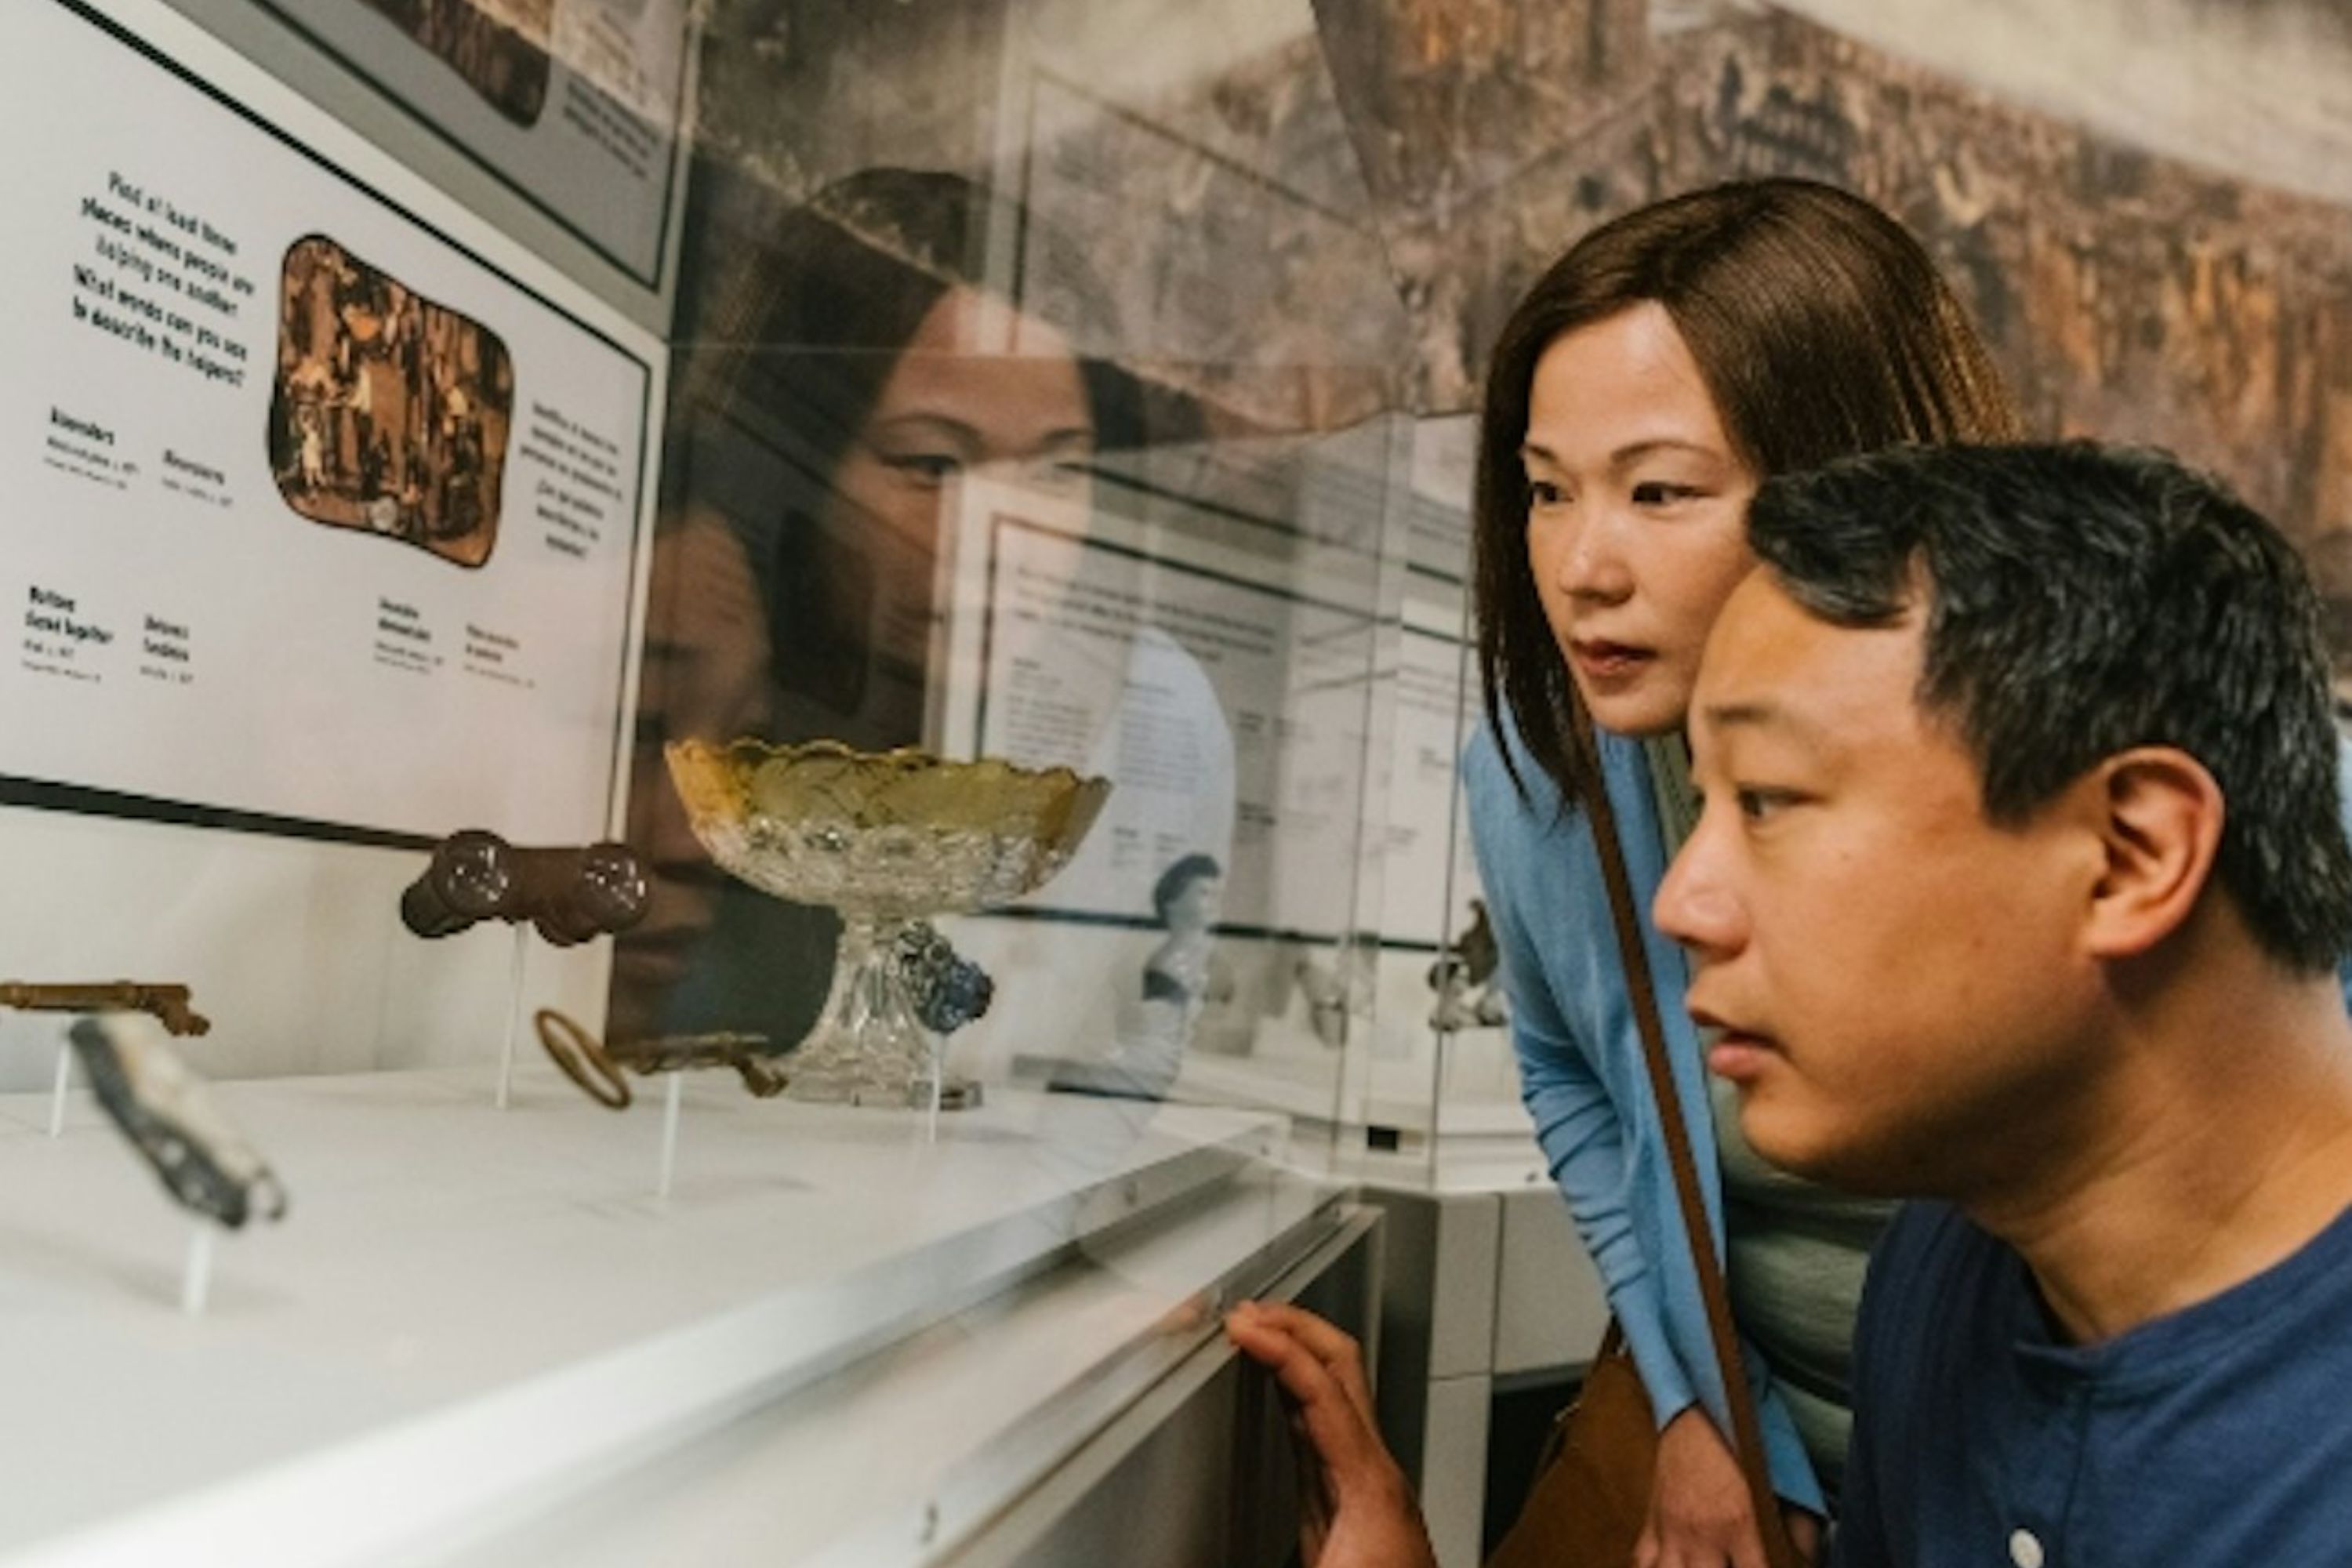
[1554,510,1634,604]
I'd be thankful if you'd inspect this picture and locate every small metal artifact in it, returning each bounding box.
[401,831,649,946]
[67,1014,288,1229]
[0,981,211,1037]
[1427,898,1508,1032]
[897,922,994,1035]
[534,1008,783,1111]
[1297,937,1376,1050]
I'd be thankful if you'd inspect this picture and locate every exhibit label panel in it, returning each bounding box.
[249,0,690,285]
[0,0,654,845]
[938,493,1371,942]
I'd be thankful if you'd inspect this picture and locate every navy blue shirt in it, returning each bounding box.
[1835,1198,2352,1567]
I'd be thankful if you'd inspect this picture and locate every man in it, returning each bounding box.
[1231,442,2352,1566]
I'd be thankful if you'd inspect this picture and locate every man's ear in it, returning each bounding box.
[2082,747,2226,960]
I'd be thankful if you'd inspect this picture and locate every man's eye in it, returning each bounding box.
[1632,481,1703,506]
[1737,787,1797,822]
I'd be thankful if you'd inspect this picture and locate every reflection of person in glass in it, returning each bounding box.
[611,169,1127,1048]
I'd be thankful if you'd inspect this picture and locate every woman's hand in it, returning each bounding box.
[1784,1508,1822,1563]
[1225,1301,1436,1568]
[1635,1406,1784,1568]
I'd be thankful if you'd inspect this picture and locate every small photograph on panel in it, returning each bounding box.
[1140,851,1236,1025]
[268,235,514,570]
[354,0,554,126]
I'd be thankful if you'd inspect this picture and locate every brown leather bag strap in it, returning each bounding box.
[1568,697,1795,1551]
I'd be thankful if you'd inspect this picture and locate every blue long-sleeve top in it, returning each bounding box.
[1466,716,2352,1520]
[1463,717,1824,1513]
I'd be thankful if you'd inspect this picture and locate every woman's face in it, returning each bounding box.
[826,285,1096,554]
[611,289,1096,1038]
[1521,302,1759,736]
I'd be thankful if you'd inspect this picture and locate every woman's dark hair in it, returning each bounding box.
[1152,853,1224,924]
[685,168,1120,502]
[1473,178,2022,800]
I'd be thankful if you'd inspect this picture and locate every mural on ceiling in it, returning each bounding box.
[683,0,2352,652]
[1306,0,2352,654]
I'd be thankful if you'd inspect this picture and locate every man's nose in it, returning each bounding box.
[1653,826,1742,958]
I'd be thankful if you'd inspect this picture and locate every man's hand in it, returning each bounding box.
[1635,1406,1820,1567]
[1225,1301,1436,1568]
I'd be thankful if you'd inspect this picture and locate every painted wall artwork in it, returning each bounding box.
[687,0,2352,666]
[354,0,554,125]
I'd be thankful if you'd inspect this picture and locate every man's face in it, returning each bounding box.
[1652,573,2111,1196]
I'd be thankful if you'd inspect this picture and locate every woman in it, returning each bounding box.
[1463,178,2017,1561]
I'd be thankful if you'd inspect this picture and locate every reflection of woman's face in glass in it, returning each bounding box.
[611,511,775,1035]
[612,285,1097,1042]
[826,285,1097,552]
[1165,873,1223,936]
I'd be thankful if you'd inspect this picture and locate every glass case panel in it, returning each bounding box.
[1357,413,1534,1174]
[0,0,1418,1560]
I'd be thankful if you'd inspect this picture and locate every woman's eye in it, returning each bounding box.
[881,452,962,485]
[1632,481,1702,506]
[1524,478,1566,509]
[1028,458,1093,490]
[1736,787,1795,822]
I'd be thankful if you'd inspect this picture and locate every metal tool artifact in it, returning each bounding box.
[534,1008,784,1110]
[401,832,650,946]
[68,1014,287,1229]
[0,980,211,1037]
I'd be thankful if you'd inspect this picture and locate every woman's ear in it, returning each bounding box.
[2082,746,2226,960]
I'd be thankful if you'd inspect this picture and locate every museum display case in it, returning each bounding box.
[1347,414,1534,1171]
[0,1,1426,1563]
[13,0,2336,1562]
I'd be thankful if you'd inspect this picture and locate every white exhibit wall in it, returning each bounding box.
[0,0,664,1087]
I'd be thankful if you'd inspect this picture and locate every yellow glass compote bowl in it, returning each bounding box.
[666,739,1112,1107]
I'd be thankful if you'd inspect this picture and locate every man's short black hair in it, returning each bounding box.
[1748,441,2352,974]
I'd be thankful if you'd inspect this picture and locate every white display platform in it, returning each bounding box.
[0,1061,1314,1566]
[1011,1038,1545,1185]
[1171,1051,1541,1172]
